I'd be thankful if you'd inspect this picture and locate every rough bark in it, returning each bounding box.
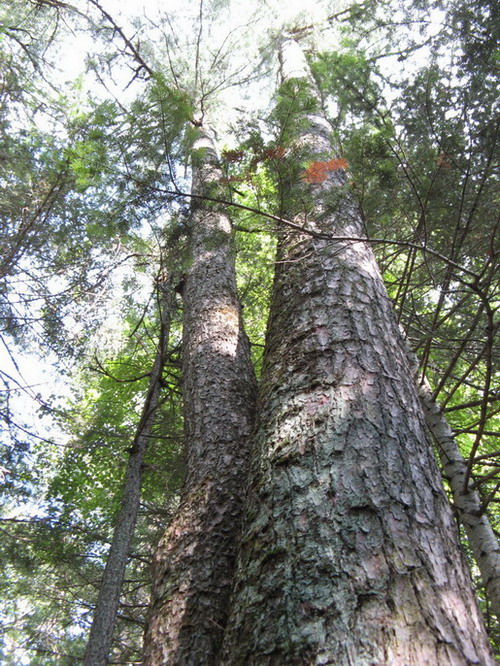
[220,39,494,665]
[84,277,174,666]
[143,128,257,665]
[418,381,500,623]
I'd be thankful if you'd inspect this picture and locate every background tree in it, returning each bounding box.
[83,266,176,666]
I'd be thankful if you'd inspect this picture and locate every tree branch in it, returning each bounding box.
[151,184,482,280]
[87,0,155,78]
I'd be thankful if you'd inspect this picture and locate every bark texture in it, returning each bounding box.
[220,39,494,665]
[143,129,257,665]
[418,382,500,622]
[84,278,174,666]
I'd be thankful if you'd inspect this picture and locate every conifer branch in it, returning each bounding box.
[151,185,482,281]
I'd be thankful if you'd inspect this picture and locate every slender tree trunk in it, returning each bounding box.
[143,128,257,665]
[221,39,494,665]
[84,276,174,666]
[417,381,500,623]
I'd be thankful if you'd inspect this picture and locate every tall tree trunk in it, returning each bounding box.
[418,382,500,623]
[221,39,494,665]
[84,275,174,666]
[143,128,257,665]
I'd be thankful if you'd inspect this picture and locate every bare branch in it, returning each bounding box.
[87,0,155,78]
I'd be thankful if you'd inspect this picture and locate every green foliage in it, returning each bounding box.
[150,76,195,139]
[2,287,184,661]
[1,0,498,660]
[48,304,184,521]
[66,137,107,190]
[312,49,382,123]
[64,101,118,190]
[235,226,276,375]
[274,78,319,145]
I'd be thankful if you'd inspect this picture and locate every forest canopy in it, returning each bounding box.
[0,0,498,663]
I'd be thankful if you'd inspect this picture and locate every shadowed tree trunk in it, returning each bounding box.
[220,38,494,665]
[84,275,175,666]
[143,127,257,665]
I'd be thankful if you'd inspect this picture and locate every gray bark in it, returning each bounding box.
[220,39,494,665]
[83,277,174,666]
[418,381,500,623]
[143,128,257,665]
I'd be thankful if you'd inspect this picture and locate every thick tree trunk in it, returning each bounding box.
[418,382,500,623]
[221,39,494,665]
[143,129,257,665]
[84,277,174,666]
